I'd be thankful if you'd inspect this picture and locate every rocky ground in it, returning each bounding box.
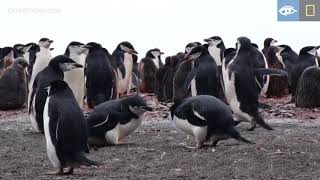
[0,95,320,179]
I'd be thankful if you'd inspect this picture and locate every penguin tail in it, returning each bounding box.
[254,115,274,130]
[228,127,255,144]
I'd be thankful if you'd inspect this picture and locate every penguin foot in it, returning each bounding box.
[64,167,74,175]
[46,168,64,175]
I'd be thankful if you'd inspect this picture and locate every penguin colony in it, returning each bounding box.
[0,36,319,175]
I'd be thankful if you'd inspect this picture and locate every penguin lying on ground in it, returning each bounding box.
[223,37,287,131]
[86,96,152,147]
[170,95,253,149]
[85,42,116,108]
[64,41,89,108]
[29,55,83,133]
[295,66,320,108]
[44,80,99,175]
[112,41,138,96]
[0,57,29,110]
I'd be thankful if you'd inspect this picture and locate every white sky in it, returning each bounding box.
[1,0,319,57]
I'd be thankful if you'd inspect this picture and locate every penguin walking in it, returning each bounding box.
[183,45,225,101]
[0,57,29,110]
[85,42,116,108]
[111,41,138,96]
[170,95,253,149]
[173,42,201,101]
[64,41,89,108]
[223,37,287,131]
[86,96,152,146]
[290,46,320,101]
[43,80,99,175]
[29,55,83,133]
[138,49,163,93]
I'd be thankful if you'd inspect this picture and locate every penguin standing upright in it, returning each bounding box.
[275,45,299,98]
[262,38,278,55]
[64,41,89,108]
[173,42,201,101]
[138,49,163,93]
[290,46,320,101]
[170,95,253,149]
[265,45,289,98]
[131,54,141,90]
[85,42,116,108]
[20,43,39,83]
[145,48,164,69]
[223,37,286,131]
[29,55,83,133]
[183,45,225,101]
[43,80,98,175]
[86,96,152,146]
[156,55,181,102]
[112,41,138,96]
[0,47,14,77]
[0,57,29,110]
[28,38,53,108]
[204,36,225,71]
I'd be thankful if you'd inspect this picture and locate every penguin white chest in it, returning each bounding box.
[224,67,253,122]
[43,97,61,168]
[172,115,207,140]
[152,57,160,69]
[117,53,133,94]
[208,46,221,66]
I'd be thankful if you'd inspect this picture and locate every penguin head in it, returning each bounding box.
[49,55,83,72]
[65,41,88,56]
[38,38,53,49]
[123,96,152,115]
[236,37,252,51]
[276,45,292,55]
[146,48,164,59]
[299,46,320,56]
[13,57,29,69]
[264,38,277,48]
[46,80,69,96]
[185,42,202,54]
[184,45,206,61]
[0,47,14,62]
[204,36,223,46]
[117,41,138,54]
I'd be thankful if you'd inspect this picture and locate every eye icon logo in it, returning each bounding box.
[279,6,298,16]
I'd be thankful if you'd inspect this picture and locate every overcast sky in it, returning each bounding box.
[1,0,319,57]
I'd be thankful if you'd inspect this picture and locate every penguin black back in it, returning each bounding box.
[85,42,115,108]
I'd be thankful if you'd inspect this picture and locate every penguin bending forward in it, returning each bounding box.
[44,80,99,175]
[86,96,152,147]
[170,95,253,149]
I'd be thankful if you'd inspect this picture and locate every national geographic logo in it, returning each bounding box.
[278,0,320,21]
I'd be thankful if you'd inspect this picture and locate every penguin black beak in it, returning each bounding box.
[82,45,91,49]
[50,48,54,51]
[130,49,138,55]
[204,39,210,43]
[160,52,164,55]
[48,40,54,43]
[74,63,83,68]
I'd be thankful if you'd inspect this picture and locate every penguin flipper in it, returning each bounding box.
[254,68,287,77]
[28,75,39,113]
[183,68,197,93]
